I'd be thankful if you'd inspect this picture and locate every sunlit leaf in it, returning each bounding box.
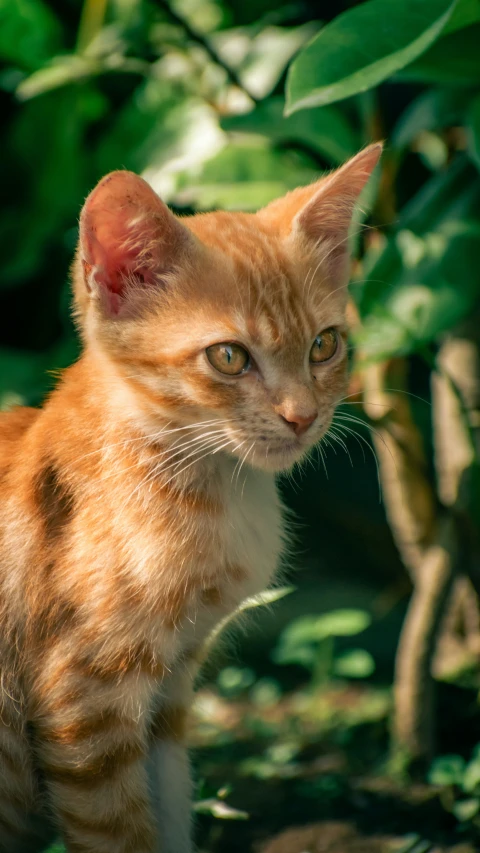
[194,798,249,820]
[213,23,316,99]
[17,55,98,100]
[172,139,318,210]
[429,754,466,786]
[334,649,376,679]
[355,158,480,361]
[201,586,295,660]
[285,0,458,113]
[462,754,480,792]
[452,798,480,821]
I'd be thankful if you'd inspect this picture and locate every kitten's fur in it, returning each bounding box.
[0,144,381,853]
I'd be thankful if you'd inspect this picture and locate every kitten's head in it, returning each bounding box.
[74,144,381,472]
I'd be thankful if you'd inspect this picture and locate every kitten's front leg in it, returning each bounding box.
[148,657,197,853]
[32,654,160,853]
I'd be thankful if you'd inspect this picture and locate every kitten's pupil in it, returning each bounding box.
[206,342,249,375]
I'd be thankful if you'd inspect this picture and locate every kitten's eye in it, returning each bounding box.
[206,343,250,376]
[310,328,338,363]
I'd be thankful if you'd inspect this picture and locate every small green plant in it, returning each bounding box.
[429,745,480,825]
[272,608,375,685]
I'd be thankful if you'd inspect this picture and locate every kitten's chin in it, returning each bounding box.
[243,441,310,473]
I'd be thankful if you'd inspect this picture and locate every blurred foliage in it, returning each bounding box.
[1,0,479,398]
[2,0,480,850]
[430,746,480,825]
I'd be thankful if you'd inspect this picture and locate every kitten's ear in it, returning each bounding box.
[259,143,382,251]
[293,143,382,243]
[292,142,382,240]
[78,170,193,315]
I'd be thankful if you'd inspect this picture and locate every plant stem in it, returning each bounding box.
[77,0,109,54]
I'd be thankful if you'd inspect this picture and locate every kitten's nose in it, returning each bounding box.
[279,410,317,437]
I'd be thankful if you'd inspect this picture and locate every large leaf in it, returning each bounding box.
[399,22,480,82]
[444,0,480,33]
[285,0,458,114]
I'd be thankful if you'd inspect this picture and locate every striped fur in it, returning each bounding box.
[0,144,381,852]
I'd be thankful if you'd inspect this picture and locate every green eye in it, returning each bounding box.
[206,343,250,376]
[310,328,339,363]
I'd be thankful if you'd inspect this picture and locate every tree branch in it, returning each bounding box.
[157,0,259,104]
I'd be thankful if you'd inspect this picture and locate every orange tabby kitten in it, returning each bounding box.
[0,143,381,853]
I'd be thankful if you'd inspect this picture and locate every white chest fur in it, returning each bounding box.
[176,460,284,655]
[220,461,284,596]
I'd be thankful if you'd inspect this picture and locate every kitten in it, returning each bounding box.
[0,143,381,853]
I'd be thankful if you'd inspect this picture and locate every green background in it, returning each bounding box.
[1,0,480,850]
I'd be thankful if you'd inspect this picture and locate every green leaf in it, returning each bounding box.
[17,55,98,101]
[172,140,318,211]
[310,609,372,638]
[222,97,360,164]
[399,22,480,82]
[274,610,372,667]
[355,158,480,361]
[0,0,62,71]
[202,586,294,660]
[429,754,466,786]
[356,222,480,361]
[463,755,480,792]
[285,0,458,114]
[213,23,316,100]
[235,586,296,610]
[334,649,376,679]
[467,95,480,170]
[444,0,480,33]
[452,798,480,821]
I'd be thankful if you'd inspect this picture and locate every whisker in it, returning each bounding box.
[161,438,238,490]
[332,416,382,500]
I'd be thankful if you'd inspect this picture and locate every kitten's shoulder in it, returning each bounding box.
[0,405,39,444]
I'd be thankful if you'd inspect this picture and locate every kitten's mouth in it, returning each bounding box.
[248,436,312,472]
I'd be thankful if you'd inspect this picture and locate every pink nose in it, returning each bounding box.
[280,411,317,437]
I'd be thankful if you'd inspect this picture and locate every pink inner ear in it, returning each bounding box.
[80,171,186,313]
[83,212,156,294]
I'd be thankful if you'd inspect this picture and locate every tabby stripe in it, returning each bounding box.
[43,740,144,787]
[74,644,165,682]
[38,710,134,744]
[59,798,150,837]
